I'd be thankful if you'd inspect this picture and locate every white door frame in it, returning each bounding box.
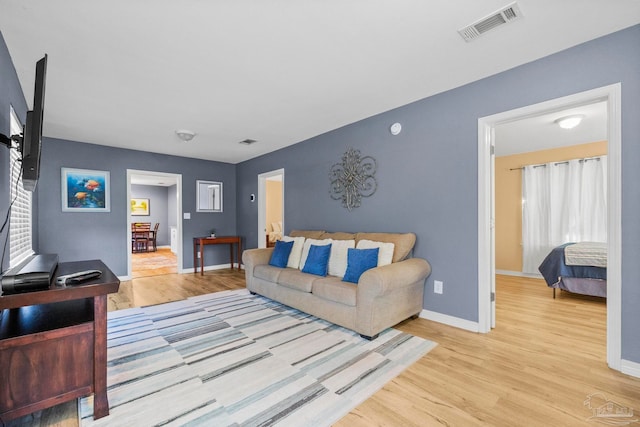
[477,84,622,371]
[258,169,285,248]
[127,169,183,278]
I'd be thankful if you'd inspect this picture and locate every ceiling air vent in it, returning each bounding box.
[458,2,523,42]
[239,139,257,145]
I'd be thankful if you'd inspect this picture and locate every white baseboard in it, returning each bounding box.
[496,269,543,279]
[185,263,238,274]
[419,309,480,333]
[121,263,237,278]
[621,359,640,379]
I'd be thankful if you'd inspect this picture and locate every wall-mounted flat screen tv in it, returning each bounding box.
[21,54,47,192]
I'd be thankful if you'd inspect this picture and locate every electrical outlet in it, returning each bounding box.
[434,280,443,294]
[197,252,201,258]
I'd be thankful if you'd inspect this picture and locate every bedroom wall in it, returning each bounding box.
[266,180,283,233]
[236,25,640,364]
[495,141,608,273]
[0,32,28,272]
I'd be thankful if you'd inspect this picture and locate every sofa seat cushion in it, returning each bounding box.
[277,268,320,292]
[254,264,284,283]
[312,277,357,307]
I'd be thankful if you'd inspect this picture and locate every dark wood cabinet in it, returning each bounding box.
[0,260,119,423]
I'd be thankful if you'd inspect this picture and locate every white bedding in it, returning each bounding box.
[564,242,607,268]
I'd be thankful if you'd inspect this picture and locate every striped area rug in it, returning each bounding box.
[80,289,436,426]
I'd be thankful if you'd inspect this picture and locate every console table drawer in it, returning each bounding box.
[0,322,94,418]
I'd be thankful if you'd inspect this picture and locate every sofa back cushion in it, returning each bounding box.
[356,239,394,266]
[301,243,332,276]
[321,232,356,241]
[342,247,379,283]
[288,230,417,264]
[299,238,332,270]
[289,230,325,239]
[281,235,305,269]
[269,240,294,268]
[356,232,416,263]
[327,239,356,278]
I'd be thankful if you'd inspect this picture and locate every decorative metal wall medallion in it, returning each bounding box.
[329,148,377,211]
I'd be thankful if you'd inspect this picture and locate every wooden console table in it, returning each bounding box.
[0,260,120,423]
[193,236,242,275]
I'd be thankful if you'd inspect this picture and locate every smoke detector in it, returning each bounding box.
[458,2,523,42]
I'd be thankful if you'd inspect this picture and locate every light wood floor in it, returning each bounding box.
[131,248,177,279]
[8,273,640,426]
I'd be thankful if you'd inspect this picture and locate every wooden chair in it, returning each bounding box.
[132,223,151,252]
[148,223,160,252]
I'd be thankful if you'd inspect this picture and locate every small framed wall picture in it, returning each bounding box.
[131,198,150,216]
[61,168,111,212]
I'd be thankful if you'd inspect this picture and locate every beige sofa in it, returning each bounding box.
[242,230,431,339]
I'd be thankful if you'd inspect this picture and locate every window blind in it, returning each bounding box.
[9,107,33,267]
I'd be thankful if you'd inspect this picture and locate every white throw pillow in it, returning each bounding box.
[356,239,395,266]
[281,235,305,269]
[327,239,356,278]
[299,238,332,270]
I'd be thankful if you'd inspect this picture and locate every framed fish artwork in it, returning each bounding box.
[61,167,111,212]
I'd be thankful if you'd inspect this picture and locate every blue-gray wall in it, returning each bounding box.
[236,25,640,363]
[131,184,169,246]
[36,138,236,274]
[0,32,28,273]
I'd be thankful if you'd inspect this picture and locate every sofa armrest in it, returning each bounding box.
[242,248,274,290]
[242,248,274,270]
[357,258,431,298]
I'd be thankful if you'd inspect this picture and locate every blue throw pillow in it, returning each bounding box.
[301,244,332,276]
[342,247,380,283]
[269,240,294,268]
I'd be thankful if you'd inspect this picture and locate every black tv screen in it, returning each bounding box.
[22,54,47,192]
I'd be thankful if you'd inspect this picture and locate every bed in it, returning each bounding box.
[538,242,607,298]
[266,221,283,248]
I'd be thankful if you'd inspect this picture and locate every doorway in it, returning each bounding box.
[258,169,285,249]
[478,84,622,371]
[127,170,183,279]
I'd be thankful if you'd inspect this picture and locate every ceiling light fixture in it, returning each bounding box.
[176,129,196,142]
[554,114,585,129]
[239,139,257,145]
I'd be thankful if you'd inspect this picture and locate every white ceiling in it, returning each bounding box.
[1,1,638,164]
[494,101,608,157]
